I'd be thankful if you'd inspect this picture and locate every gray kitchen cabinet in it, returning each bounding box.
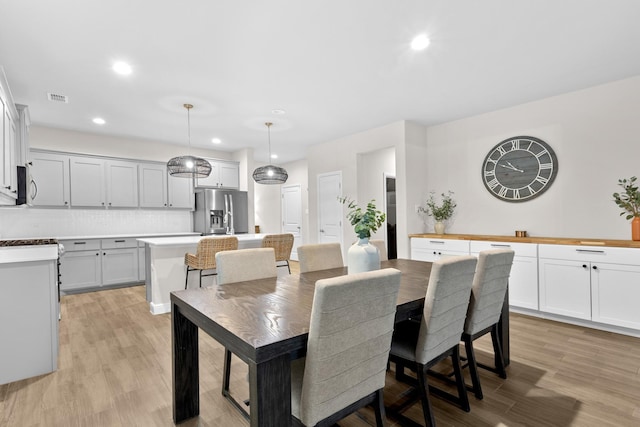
[102,247,138,285]
[30,151,71,207]
[195,159,239,189]
[59,239,102,291]
[139,162,167,208]
[138,243,145,281]
[105,160,139,207]
[0,69,18,204]
[69,156,105,207]
[167,173,193,208]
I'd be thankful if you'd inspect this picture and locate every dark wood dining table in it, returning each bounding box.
[170,258,510,426]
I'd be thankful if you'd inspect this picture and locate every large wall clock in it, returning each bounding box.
[482,136,558,202]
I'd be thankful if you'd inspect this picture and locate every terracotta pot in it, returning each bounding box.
[632,217,640,241]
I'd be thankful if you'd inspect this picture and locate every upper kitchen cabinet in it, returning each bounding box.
[30,151,71,207]
[139,161,193,209]
[105,160,138,208]
[195,159,239,189]
[69,156,105,207]
[0,68,18,204]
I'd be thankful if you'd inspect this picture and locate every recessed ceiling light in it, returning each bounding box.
[271,154,278,159]
[411,34,430,51]
[271,109,286,115]
[211,138,222,144]
[92,117,106,125]
[112,61,132,75]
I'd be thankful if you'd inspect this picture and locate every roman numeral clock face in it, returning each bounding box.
[482,136,558,202]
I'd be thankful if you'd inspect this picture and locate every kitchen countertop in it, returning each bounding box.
[57,232,200,241]
[0,238,58,247]
[138,233,267,247]
[409,233,640,249]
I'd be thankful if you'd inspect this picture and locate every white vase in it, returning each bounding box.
[347,237,381,274]
[434,221,446,234]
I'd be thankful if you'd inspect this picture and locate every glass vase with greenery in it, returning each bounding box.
[419,191,457,221]
[339,196,386,239]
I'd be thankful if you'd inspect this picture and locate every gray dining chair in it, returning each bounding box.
[297,243,344,273]
[463,249,515,400]
[369,239,388,261]
[215,247,277,418]
[290,268,402,426]
[388,255,477,427]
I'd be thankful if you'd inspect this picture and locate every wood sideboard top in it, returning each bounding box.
[408,233,640,249]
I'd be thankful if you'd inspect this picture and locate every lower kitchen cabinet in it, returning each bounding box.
[410,237,469,262]
[591,263,640,330]
[60,250,102,291]
[539,257,591,320]
[102,248,138,285]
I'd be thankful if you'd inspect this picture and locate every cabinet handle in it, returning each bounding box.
[103,252,106,256]
[64,201,68,205]
[74,242,86,245]
[109,202,112,206]
[582,264,588,269]
[115,240,125,243]
[592,265,598,270]
[433,251,437,255]
[576,249,605,254]
[102,202,105,206]
[491,244,511,248]
[96,253,99,256]
[4,185,10,190]
[429,241,445,244]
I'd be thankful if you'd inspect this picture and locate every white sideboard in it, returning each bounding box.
[410,234,640,337]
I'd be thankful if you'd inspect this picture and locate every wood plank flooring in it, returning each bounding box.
[2,262,640,426]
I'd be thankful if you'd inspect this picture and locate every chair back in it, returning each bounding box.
[297,243,344,273]
[261,233,294,262]
[186,236,238,269]
[415,256,477,364]
[369,239,388,261]
[296,268,401,426]
[464,249,515,336]
[215,248,277,284]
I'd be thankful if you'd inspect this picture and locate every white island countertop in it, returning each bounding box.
[138,233,268,247]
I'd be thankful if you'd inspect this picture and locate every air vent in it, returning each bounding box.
[47,93,69,103]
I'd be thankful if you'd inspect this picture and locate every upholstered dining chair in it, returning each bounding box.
[261,233,295,273]
[388,256,477,427]
[215,247,278,419]
[369,239,388,261]
[290,268,402,427]
[184,236,238,289]
[462,249,515,400]
[297,243,344,273]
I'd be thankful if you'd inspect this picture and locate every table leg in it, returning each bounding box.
[172,304,200,423]
[497,287,510,366]
[249,353,292,427]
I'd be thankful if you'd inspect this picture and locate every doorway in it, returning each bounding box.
[317,171,343,247]
[384,174,397,259]
[281,184,302,261]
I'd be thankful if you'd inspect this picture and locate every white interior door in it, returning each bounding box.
[281,184,302,261]
[317,171,342,246]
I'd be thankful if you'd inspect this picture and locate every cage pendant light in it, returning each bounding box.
[253,122,288,184]
[167,104,212,178]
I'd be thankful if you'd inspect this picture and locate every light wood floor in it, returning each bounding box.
[2,262,640,426]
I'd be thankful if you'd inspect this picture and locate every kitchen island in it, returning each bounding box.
[138,234,267,314]
[0,239,59,384]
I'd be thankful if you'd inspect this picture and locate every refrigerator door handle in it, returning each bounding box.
[228,194,234,235]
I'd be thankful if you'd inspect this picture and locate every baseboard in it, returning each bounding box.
[150,302,171,315]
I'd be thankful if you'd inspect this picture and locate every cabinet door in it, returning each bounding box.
[168,174,193,209]
[4,112,16,195]
[508,256,539,310]
[139,163,167,208]
[105,160,138,207]
[102,248,139,285]
[539,258,591,320]
[591,262,640,329]
[60,250,102,290]
[30,152,71,206]
[70,156,105,206]
[195,160,220,187]
[219,161,239,189]
[138,247,145,281]
[0,96,5,190]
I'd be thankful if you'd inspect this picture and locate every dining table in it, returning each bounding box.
[170,258,510,426]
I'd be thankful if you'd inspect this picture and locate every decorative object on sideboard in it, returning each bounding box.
[612,176,640,241]
[339,196,386,274]
[252,122,288,185]
[481,136,558,202]
[419,191,456,234]
[167,104,212,178]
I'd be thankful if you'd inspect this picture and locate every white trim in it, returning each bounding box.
[150,302,171,315]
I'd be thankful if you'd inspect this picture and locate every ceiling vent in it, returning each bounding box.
[47,92,69,103]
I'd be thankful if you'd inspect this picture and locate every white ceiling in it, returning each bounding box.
[1,0,640,164]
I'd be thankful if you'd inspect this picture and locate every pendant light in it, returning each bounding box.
[167,104,212,178]
[252,122,288,185]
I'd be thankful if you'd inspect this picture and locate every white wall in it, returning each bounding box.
[425,76,640,240]
[357,147,395,241]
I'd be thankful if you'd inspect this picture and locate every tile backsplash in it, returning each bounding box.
[0,207,192,239]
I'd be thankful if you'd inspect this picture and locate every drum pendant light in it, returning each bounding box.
[167,104,212,178]
[252,122,288,185]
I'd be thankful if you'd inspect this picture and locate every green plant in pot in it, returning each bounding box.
[419,191,456,234]
[613,176,640,241]
[339,196,386,273]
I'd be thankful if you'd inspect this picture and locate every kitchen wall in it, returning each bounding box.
[0,126,235,239]
[425,75,640,240]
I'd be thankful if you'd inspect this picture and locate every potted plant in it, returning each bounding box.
[339,196,386,273]
[613,176,640,241]
[419,191,456,234]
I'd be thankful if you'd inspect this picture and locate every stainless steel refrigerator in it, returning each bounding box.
[193,189,249,235]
